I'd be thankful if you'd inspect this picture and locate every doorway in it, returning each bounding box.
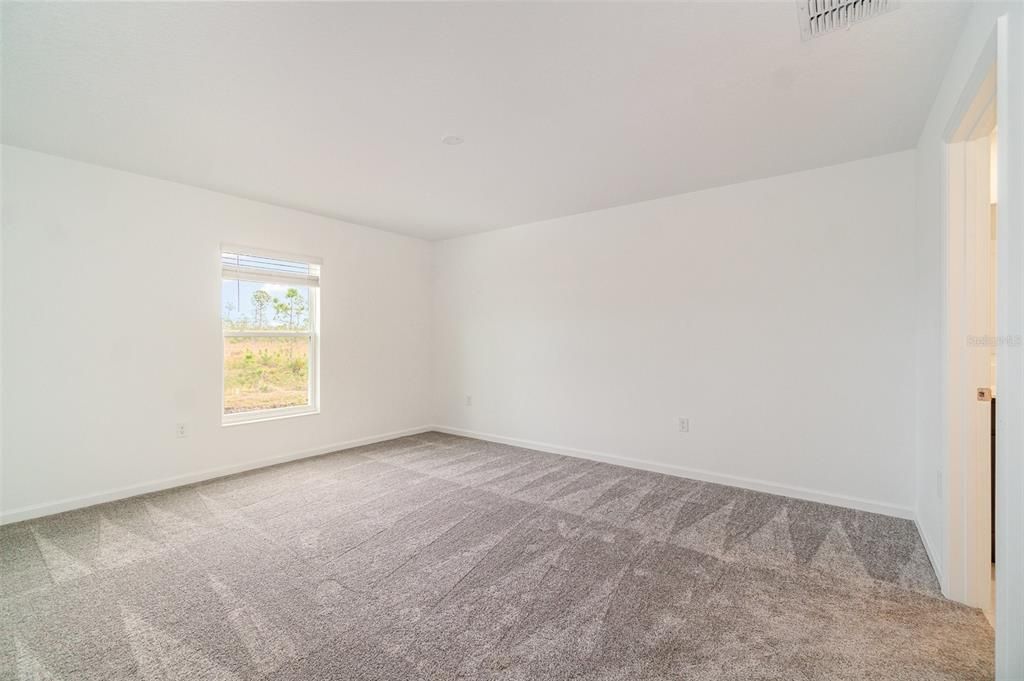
[945,62,997,624]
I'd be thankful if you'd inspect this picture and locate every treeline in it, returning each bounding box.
[224,287,309,330]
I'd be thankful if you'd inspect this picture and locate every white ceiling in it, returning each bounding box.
[2,1,969,240]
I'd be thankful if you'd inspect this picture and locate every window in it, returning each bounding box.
[221,246,320,424]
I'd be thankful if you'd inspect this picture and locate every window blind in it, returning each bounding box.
[221,248,321,288]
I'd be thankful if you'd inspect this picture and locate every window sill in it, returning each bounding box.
[222,407,320,427]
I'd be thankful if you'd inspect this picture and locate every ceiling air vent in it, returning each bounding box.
[797,0,899,40]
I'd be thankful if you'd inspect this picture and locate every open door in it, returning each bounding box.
[945,10,1024,676]
[946,64,997,622]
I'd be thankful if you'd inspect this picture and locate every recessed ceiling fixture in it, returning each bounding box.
[441,135,464,146]
[797,0,899,41]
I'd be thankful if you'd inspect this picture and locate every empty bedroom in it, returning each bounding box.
[1,1,1022,679]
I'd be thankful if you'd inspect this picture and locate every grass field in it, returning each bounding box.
[223,336,309,413]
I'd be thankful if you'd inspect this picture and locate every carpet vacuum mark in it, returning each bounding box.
[0,433,993,680]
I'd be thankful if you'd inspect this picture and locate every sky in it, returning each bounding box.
[222,279,310,330]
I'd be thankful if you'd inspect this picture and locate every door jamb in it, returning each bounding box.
[942,33,996,610]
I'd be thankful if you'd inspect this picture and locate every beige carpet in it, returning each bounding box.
[0,432,993,680]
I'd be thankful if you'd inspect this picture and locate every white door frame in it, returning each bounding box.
[993,11,1024,677]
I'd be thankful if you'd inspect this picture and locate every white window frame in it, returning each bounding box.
[221,245,321,426]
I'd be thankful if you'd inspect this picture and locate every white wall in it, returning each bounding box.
[0,146,433,519]
[432,151,917,516]
[998,6,1024,673]
[0,146,4,518]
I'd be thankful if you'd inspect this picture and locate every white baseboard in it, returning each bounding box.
[0,425,433,525]
[4,424,915,525]
[915,515,947,596]
[432,425,915,519]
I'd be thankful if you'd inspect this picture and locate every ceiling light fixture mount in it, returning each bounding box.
[441,135,464,146]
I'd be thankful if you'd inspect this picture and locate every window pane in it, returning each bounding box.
[223,336,310,414]
[222,279,312,331]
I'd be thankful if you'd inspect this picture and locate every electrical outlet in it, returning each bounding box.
[176,422,188,438]
[678,417,689,433]
[465,395,473,407]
